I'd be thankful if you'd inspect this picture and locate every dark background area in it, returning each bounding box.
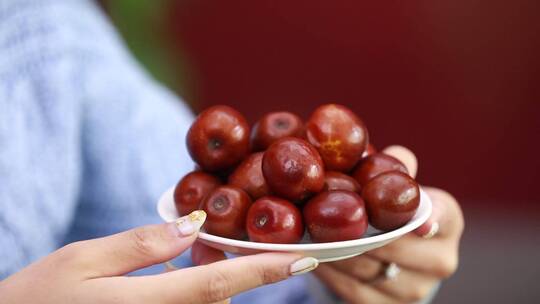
[104,1,540,302]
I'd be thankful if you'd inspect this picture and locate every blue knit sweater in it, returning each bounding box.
[0,1,320,303]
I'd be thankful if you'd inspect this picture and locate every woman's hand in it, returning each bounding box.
[0,211,318,304]
[314,146,465,304]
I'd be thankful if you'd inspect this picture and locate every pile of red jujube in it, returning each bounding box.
[174,104,420,244]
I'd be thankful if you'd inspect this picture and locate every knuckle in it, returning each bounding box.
[429,187,465,236]
[350,285,369,304]
[435,254,458,278]
[382,244,405,261]
[371,243,400,261]
[328,272,364,304]
[441,190,465,231]
[203,269,234,303]
[404,285,431,303]
[257,265,286,285]
[130,227,160,258]
[55,241,85,264]
[348,257,379,280]
[54,241,99,275]
[454,206,465,236]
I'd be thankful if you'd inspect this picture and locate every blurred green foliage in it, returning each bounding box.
[105,0,191,99]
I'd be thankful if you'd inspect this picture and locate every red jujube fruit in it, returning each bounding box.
[362,171,420,231]
[174,171,221,216]
[246,196,304,244]
[306,104,369,172]
[304,190,368,243]
[200,186,252,239]
[262,137,325,202]
[186,105,250,172]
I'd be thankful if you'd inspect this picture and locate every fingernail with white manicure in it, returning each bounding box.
[422,222,439,239]
[290,257,319,276]
[175,210,207,236]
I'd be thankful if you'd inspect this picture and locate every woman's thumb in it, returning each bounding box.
[65,210,206,278]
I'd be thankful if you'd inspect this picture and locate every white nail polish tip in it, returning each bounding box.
[175,210,207,236]
[423,222,439,239]
[290,257,319,276]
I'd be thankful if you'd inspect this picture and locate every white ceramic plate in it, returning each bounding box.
[157,187,432,262]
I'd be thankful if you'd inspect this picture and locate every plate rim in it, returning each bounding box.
[158,186,432,251]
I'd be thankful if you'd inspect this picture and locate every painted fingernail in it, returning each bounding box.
[290,257,319,276]
[175,210,207,236]
[422,222,439,239]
